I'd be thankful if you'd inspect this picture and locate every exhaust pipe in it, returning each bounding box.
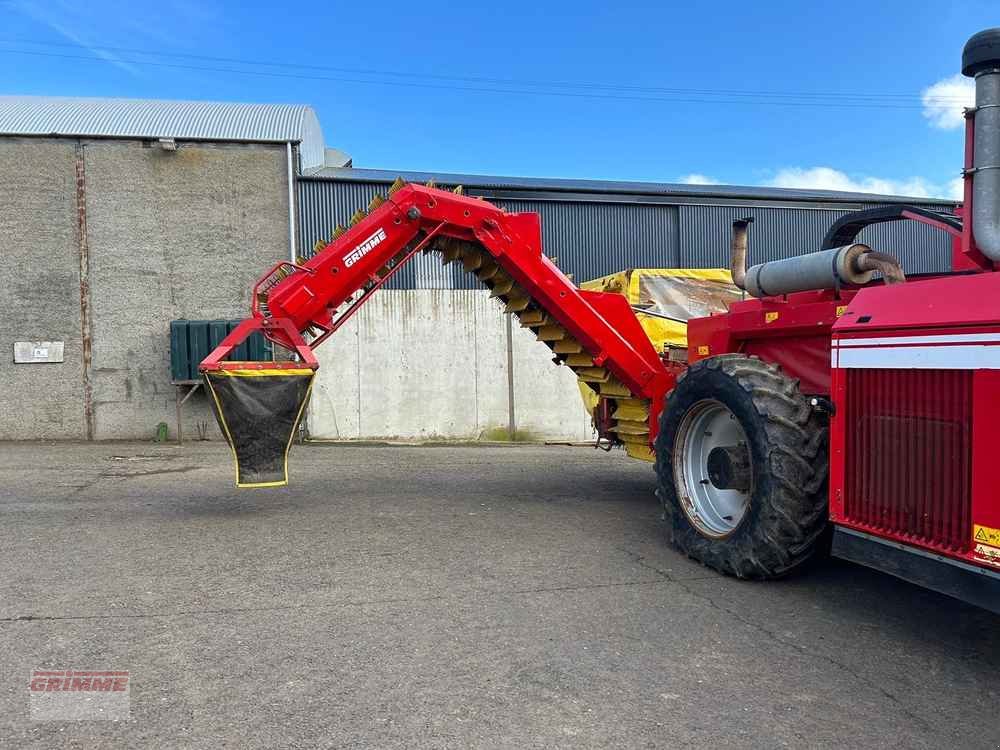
[963,28,1000,262]
[854,250,906,285]
[728,220,905,297]
[742,244,905,297]
[730,217,753,289]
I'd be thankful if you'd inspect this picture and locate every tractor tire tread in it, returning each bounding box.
[654,354,829,580]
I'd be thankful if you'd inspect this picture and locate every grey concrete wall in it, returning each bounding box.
[83,140,290,439]
[307,290,594,442]
[0,137,290,440]
[0,139,86,439]
[0,140,590,443]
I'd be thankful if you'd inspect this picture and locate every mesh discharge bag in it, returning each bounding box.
[204,367,315,487]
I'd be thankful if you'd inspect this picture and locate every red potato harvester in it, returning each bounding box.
[202,29,1000,612]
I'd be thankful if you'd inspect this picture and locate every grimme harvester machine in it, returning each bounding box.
[202,30,1000,612]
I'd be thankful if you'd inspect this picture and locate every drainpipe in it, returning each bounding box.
[506,312,516,439]
[286,142,297,263]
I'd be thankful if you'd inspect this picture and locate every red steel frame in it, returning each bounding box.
[201,317,318,372]
[687,288,858,396]
[202,183,677,445]
[826,271,1000,570]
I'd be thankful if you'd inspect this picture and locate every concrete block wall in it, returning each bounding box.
[83,140,289,439]
[0,137,290,440]
[307,290,594,442]
[0,139,86,439]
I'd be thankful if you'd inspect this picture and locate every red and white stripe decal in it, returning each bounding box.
[832,333,1000,369]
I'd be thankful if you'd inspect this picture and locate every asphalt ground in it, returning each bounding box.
[0,441,997,749]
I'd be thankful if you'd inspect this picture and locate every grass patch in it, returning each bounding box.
[479,426,540,442]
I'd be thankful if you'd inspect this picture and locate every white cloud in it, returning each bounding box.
[765,166,961,200]
[679,173,720,185]
[921,74,975,130]
[947,177,965,200]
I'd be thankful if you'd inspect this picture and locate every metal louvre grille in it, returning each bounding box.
[844,369,973,552]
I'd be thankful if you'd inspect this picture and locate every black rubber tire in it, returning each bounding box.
[654,354,829,579]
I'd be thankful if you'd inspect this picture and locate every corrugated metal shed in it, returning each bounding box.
[487,198,680,287]
[312,166,956,208]
[676,204,952,273]
[0,95,326,169]
[298,169,958,288]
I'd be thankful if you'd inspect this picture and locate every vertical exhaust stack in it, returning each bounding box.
[730,217,753,289]
[964,28,1000,262]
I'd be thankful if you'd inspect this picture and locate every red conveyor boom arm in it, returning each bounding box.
[204,183,670,404]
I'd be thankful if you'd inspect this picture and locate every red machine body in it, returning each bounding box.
[682,269,1000,577]
[680,92,999,586]
[688,289,855,396]
[201,32,1000,606]
[829,272,1000,571]
[680,204,1000,594]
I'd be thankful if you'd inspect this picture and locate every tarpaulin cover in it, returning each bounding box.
[577,269,740,417]
[204,367,315,488]
[581,268,741,352]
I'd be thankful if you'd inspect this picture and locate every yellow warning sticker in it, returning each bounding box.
[973,524,1000,549]
[973,544,1000,568]
[697,345,710,356]
[835,305,848,317]
[765,311,780,323]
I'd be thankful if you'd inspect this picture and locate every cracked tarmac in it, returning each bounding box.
[0,441,997,748]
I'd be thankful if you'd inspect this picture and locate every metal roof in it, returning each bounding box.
[0,95,326,168]
[307,166,956,207]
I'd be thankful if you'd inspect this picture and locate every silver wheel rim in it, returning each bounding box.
[672,399,752,538]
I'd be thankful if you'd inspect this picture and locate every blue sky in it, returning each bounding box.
[1,0,996,198]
